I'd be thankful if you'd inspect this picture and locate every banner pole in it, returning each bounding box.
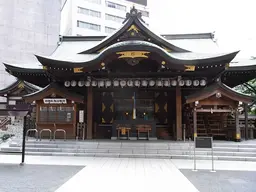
[192,137,197,171]
[211,137,216,172]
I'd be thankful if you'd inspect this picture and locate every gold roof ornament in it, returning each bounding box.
[18,82,24,89]
[164,103,167,112]
[162,46,172,52]
[116,51,150,59]
[110,104,114,112]
[225,63,230,69]
[73,67,83,73]
[161,61,166,65]
[97,47,106,53]
[43,66,47,70]
[127,24,140,33]
[184,65,195,71]
[102,103,106,112]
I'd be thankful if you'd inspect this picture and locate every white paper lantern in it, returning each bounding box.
[141,80,148,87]
[156,80,162,87]
[113,80,119,87]
[185,80,192,86]
[105,80,111,87]
[98,80,104,87]
[120,80,126,87]
[134,80,140,87]
[200,79,207,86]
[149,80,155,87]
[179,80,185,86]
[193,80,199,86]
[127,80,133,87]
[85,81,90,87]
[64,81,70,87]
[71,80,77,87]
[164,80,170,87]
[91,80,97,87]
[78,81,84,87]
[171,80,177,86]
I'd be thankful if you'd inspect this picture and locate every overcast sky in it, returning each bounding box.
[148,0,256,58]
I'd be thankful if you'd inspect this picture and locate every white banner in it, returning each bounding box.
[79,110,84,123]
[43,98,67,104]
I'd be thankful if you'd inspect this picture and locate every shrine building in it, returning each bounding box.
[2,7,256,141]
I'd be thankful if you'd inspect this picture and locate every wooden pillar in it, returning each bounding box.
[176,86,182,140]
[193,108,197,139]
[235,109,241,142]
[87,87,93,139]
[244,103,249,140]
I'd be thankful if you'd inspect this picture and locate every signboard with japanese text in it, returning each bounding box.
[43,98,67,104]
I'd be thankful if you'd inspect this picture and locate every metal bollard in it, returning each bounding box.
[189,137,191,159]
[183,128,186,142]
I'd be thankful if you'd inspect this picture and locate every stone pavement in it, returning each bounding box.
[181,170,256,192]
[0,164,83,192]
[1,155,256,192]
[0,155,198,192]
[55,158,198,192]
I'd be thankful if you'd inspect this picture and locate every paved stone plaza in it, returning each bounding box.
[0,164,83,192]
[1,155,256,192]
[181,169,256,192]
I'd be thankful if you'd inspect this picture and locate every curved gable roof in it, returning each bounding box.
[0,80,40,97]
[35,41,239,70]
[79,6,189,54]
[23,83,84,103]
[186,81,255,104]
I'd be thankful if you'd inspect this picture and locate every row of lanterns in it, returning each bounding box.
[64,79,207,87]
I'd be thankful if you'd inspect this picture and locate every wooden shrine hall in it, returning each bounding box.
[2,7,256,141]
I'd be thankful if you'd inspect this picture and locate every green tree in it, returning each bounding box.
[235,78,256,114]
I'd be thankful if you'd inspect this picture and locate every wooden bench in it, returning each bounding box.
[136,125,152,140]
[116,125,131,140]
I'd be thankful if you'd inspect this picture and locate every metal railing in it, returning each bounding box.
[39,129,52,141]
[53,129,66,141]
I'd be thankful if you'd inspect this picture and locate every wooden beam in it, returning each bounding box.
[193,109,197,138]
[244,103,249,140]
[87,87,93,139]
[235,109,241,141]
[176,86,182,140]
[196,109,232,113]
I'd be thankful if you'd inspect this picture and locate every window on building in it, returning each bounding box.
[83,0,101,4]
[38,106,74,123]
[77,20,101,31]
[137,9,149,17]
[105,14,124,23]
[78,7,101,18]
[105,26,116,33]
[105,1,126,11]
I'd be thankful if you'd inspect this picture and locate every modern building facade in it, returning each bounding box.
[1,8,256,141]
[0,0,61,93]
[60,0,149,36]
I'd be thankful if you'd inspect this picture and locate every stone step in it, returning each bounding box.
[2,151,256,161]
[22,139,256,148]
[2,146,256,157]
[10,143,256,152]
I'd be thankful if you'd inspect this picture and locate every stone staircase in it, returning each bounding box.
[1,139,256,161]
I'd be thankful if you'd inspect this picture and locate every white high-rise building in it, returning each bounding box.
[60,0,149,36]
[0,0,61,91]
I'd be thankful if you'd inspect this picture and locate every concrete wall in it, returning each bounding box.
[0,0,61,92]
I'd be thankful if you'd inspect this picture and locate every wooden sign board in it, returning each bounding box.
[43,98,67,104]
[195,137,212,148]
